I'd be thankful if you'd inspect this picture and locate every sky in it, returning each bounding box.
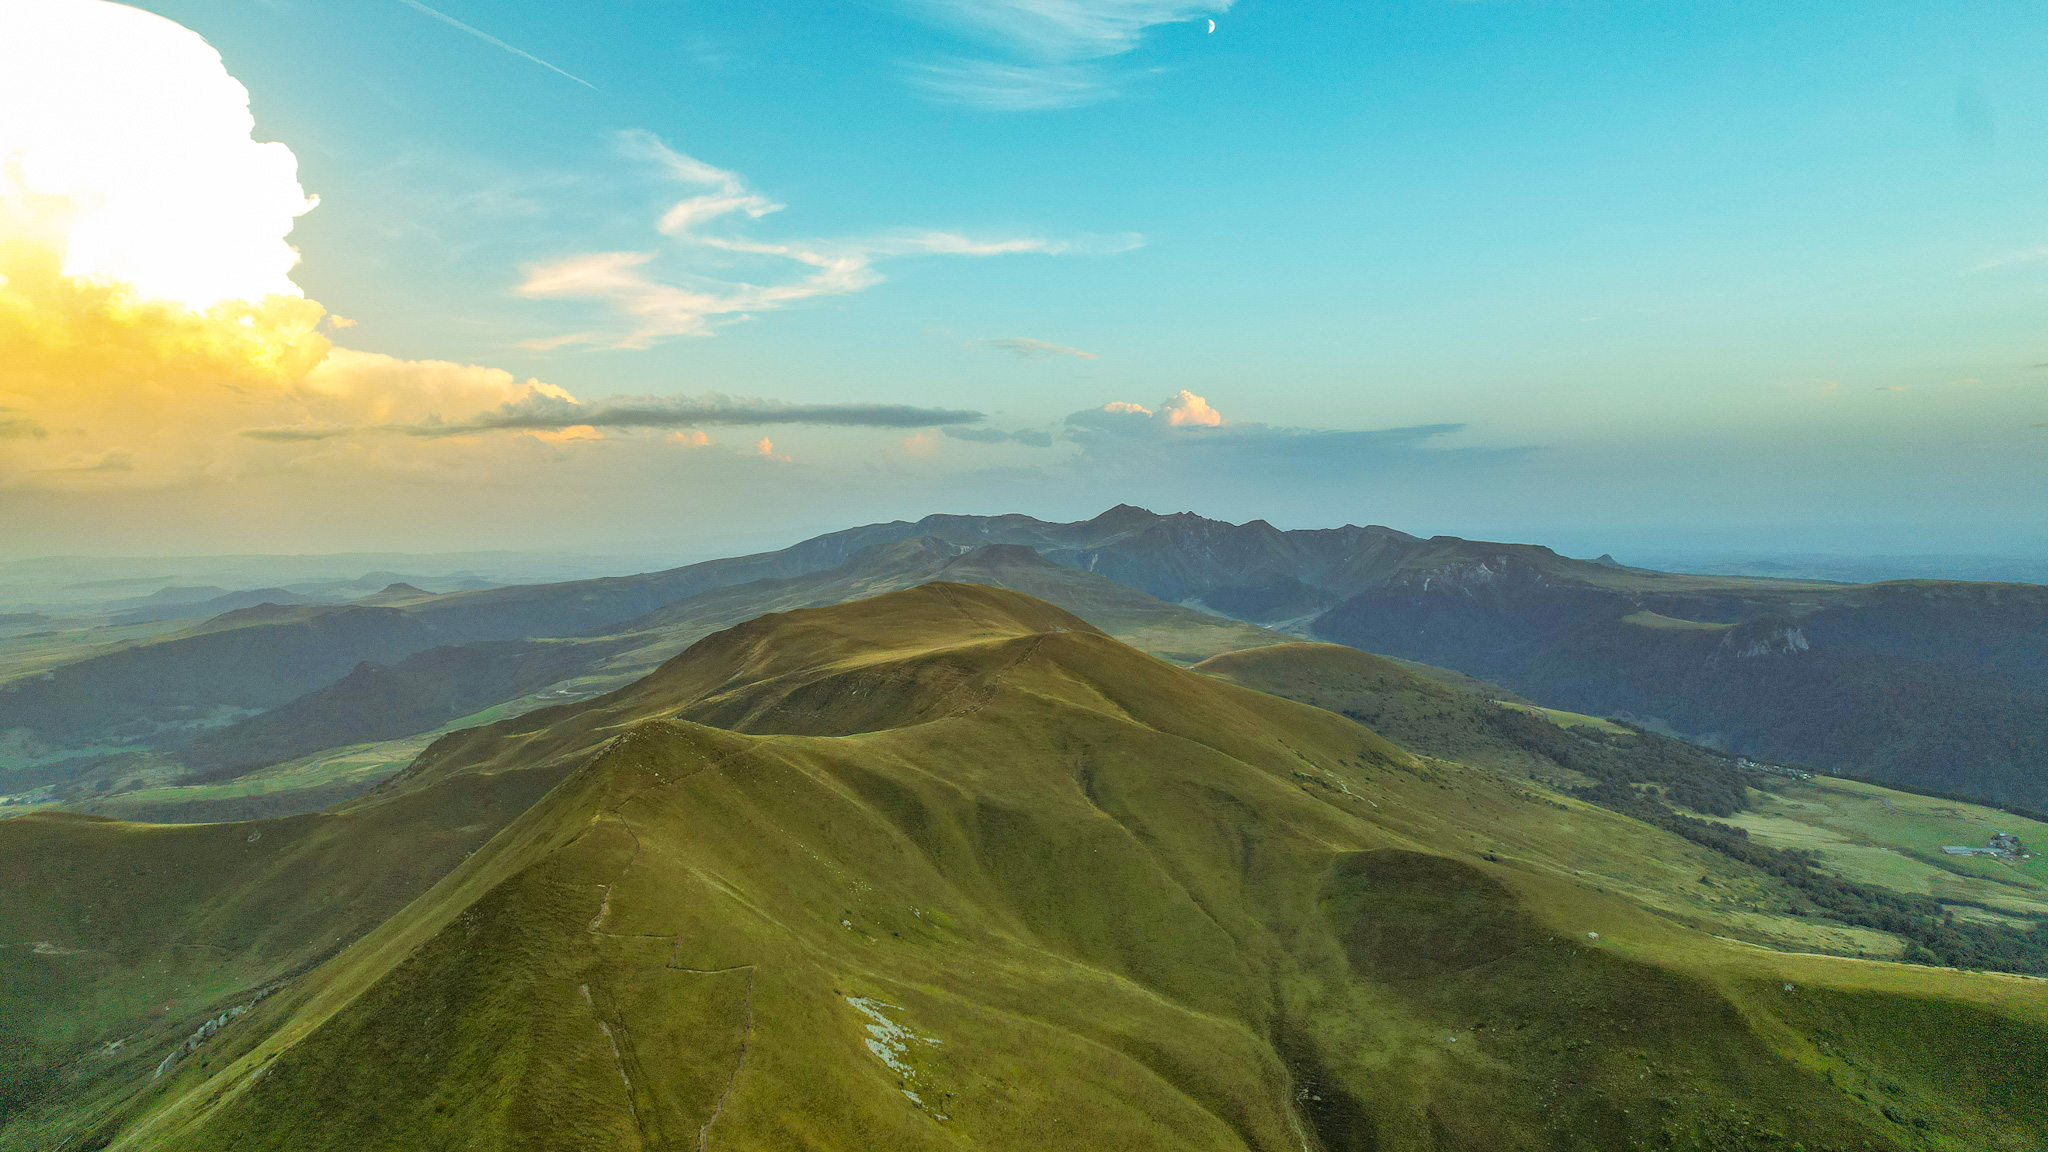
[1,0,2044,562]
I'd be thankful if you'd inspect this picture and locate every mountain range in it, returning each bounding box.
[5,585,2043,1150]
[4,505,2041,812]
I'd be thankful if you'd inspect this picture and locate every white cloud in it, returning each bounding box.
[911,0,1231,60]
[912,60,1120,111]
[904,0,1233,109]
[0,0,316,310]
[516,131,1101,349]
[1160,388,1220,426]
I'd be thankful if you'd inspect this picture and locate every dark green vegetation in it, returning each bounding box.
[1200,643,2048,976]
[4,587,2046,1150]
[1587,789,2048,975]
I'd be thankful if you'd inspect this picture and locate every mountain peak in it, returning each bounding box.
[1089,503,1160,525]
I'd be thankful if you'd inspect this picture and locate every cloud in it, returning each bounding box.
[943,425,1055,447]
[912,60,1121,111]
[911,0,1230,57]
[1069,390,1222,431]
[1967,247,2048,274]
[1061,391,1500,477]
[237,425,354,443]
[974,336,1097,359]
[394,392,987,438]
[1160,388,1219,426]
[516,132,1107,349]
[904,0,1233,109]
[0,0,316,310]
[0,20,992,494]
[47,450,135,474]
[394,0,594,89]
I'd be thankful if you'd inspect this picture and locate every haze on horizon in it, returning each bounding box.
[1,0,2043,562]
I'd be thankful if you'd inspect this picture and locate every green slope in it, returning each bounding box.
[6,588,2046,1151]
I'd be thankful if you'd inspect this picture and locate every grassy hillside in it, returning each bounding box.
[6,588,2045,1151]
[1199,642,2048,972]
[1720,777,2048,917]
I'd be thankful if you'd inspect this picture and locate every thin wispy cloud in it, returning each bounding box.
[913,59,1121,111]
[1967,246,2048,274]
[904,0,1232,110]
[395,0,595,89]
[912,0,1229,59]
[516,131,1130,349]
[944,425,1056,446]
[975,336,1097,359]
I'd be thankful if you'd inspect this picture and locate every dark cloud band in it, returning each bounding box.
[402,394,985,437]
[239,392,987,442]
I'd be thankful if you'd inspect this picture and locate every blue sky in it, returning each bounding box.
[13,0,2047,557]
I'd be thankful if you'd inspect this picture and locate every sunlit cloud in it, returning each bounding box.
[903,0,1233,110]
[515,131,1118,350]
[0,0,315,310]
[0,5,973,493]
[1161,388,1220,426]
[1072,390,1221,429]
[1057,391,1511,480]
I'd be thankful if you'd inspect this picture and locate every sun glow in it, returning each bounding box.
[0,1,585,491]
[0,0,317,312]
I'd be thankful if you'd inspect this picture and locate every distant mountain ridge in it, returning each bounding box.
[4,505,2043,808]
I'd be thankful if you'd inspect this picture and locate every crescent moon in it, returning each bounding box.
[1207,18,1216,32]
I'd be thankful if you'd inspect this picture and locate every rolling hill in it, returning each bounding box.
[6,537,1287,808]
[4,586,2045,1151]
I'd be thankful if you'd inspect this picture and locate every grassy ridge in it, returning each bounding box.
[6,589,2047,1150]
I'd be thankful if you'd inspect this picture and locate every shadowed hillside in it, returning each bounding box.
[7,586,2045,1151]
